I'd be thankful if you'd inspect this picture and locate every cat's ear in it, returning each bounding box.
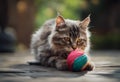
[80,15,90,29]
[56,15,65,27]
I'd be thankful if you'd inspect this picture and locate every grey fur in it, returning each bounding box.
[30,16,93,70]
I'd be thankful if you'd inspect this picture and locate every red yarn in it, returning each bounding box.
[67,49,84,70]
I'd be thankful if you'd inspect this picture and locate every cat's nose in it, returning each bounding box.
[72,44,77,50]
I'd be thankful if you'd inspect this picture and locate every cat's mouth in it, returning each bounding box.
[51,43,85,53]
[65,47,85,52]
[65,47,76,52]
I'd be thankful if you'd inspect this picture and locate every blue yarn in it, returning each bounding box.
[72,55,88,71]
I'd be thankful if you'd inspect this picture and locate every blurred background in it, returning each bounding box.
[0,0,120,53]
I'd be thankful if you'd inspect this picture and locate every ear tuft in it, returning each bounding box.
[56,15,65,27]
[81,15,90,28]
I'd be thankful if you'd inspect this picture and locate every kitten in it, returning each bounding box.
[30,15,94,70]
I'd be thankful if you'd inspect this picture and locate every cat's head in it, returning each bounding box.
[49,15,90,53]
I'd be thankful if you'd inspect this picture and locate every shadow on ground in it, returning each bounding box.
[7,64,88,78]
[0,50,120,82]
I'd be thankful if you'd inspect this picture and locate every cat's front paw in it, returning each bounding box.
[83,62,95,71]
[56,60,68,71]
[48,56,58,67]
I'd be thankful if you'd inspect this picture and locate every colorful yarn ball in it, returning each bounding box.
[67,49,89,71]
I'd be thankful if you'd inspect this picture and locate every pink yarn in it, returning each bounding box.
[67,49,84,70]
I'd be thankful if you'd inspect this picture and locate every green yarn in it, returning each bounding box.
[72,55,88,71]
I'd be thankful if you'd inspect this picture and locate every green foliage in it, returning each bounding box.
[91,32,120,50]
[35,0,85,28]
[34,0,120,50]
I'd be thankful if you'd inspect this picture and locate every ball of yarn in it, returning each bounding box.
[67,49,89,71]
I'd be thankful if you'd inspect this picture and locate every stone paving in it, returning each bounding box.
[0,50,120,82]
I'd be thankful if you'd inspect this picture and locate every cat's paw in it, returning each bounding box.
[56,60,68,71]
[48,56,58,67]
[84,62,95,71]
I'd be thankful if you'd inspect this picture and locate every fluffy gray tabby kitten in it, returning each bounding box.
[31,15,94,70]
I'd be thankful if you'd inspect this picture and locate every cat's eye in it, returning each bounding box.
[77,39,86,45]
[77,39,82,45]
[63,37,70,41]
[77,38,81,42]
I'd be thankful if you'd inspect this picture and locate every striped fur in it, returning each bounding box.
[30,15,93,70]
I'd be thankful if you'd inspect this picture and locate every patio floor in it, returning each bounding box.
[0,50,120,82]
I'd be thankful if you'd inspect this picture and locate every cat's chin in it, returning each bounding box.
[50,44,84,53]
[51,46,71,53]
[64,48,74,52]
[65,48,85,53]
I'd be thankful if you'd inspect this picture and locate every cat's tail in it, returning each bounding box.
[30,35,41,62]
[30,32,40,56]
[31,45,37,55]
